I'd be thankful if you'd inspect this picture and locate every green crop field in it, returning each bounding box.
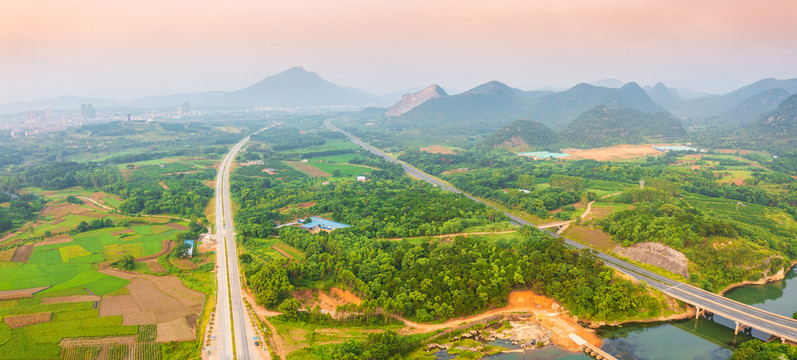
[307,153,358,163]
[308,163,372,177]
[132,225,152,235]
[27,249,64,265]
[59,245,91,263]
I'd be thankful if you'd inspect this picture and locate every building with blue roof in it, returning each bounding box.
[298,217,350,233]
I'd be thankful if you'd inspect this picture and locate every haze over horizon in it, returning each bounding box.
[2,0,797,103]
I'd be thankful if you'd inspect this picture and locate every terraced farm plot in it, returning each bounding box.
[4,312,51,328]
[59,245,91,263]
[41,271,128,296]
[132,226,152,236]
[284,161,330,177]
[28,249,63,265]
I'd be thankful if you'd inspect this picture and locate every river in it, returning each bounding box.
[435,266,796,359]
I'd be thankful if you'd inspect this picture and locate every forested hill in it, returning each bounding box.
[753,92,797,138]
[559,106,686,148]
[482,119,558,149]
[387,81,536,134]
[731,93,797,153]
[482,106,685,150]
[707,88,791,128]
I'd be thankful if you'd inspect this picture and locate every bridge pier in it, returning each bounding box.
[734,322,751,335]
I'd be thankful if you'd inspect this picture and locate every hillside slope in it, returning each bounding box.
[559,106,686,148]
[385,84,448,117]
[483,119,558,148]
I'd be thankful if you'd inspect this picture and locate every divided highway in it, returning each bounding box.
[325,119,797,344]
[214,128,271,360]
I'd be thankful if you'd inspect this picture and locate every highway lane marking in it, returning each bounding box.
[668,282,797,328]
[662,286,797,340]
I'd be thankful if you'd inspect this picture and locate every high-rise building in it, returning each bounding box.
[81,104,96,118]
[179,101,190,115]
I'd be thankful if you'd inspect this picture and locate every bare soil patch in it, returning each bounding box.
[330,287,362,305]
[4,312,51,328]
[157,318,195,342]
[41,295,100,304]
[395,290,602,351]
[0,286,50,300]
[36,234,73,247]
[99,273,204,326]
[284,161,331,177]
[60,336,137,347]
[508,291,553,308]
[563,144,662,161]
[44,202,107,219]
[196,234,215,254]
[11,244,34,263]
[165,222,188,231]
[143,259,163,273]
[293,287,362,316]
[99,268,138,280]
[420,145,456,154]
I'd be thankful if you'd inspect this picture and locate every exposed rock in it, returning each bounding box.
[385,84,448,117]
[614,242,689,278]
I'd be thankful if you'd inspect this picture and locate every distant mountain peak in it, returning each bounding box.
[217,67,380,108]
[385,84,448,117]
[466,80,514,94]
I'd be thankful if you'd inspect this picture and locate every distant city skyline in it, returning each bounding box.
[1,0,796,103]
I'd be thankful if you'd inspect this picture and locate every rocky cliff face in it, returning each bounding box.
[614,242,689,278]
[385,84,448,117]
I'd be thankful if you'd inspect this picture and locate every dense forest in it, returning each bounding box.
[234,129,667,325]
[395,147,797,292]
[246,227,664,323]
[0,192,46,234]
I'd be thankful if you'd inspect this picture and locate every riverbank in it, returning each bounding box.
[718,262,797,295]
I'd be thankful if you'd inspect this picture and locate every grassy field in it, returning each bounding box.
[561,225,616,252]
[242,237,306,262]
[308,163,372,177]
[271,317,403,360]
[305,153,358,163]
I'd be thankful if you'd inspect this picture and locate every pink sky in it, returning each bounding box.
[1,0,796,102]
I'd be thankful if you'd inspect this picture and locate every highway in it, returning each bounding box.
[325,119,797,344]
[214,126,273,360]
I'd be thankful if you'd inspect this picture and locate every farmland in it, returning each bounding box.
[0,186,208,359]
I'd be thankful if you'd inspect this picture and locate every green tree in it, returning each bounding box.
[277,298,302,320]
[111,254,135,271]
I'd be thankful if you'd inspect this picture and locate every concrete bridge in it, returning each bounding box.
[327,119,797,346]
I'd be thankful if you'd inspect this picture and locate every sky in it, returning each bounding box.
[2,0,797,103]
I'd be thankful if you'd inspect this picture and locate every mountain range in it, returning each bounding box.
[386,81,664,133]
[0,67,392,114]
[647,78,797,122]
[3,66,797,137]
